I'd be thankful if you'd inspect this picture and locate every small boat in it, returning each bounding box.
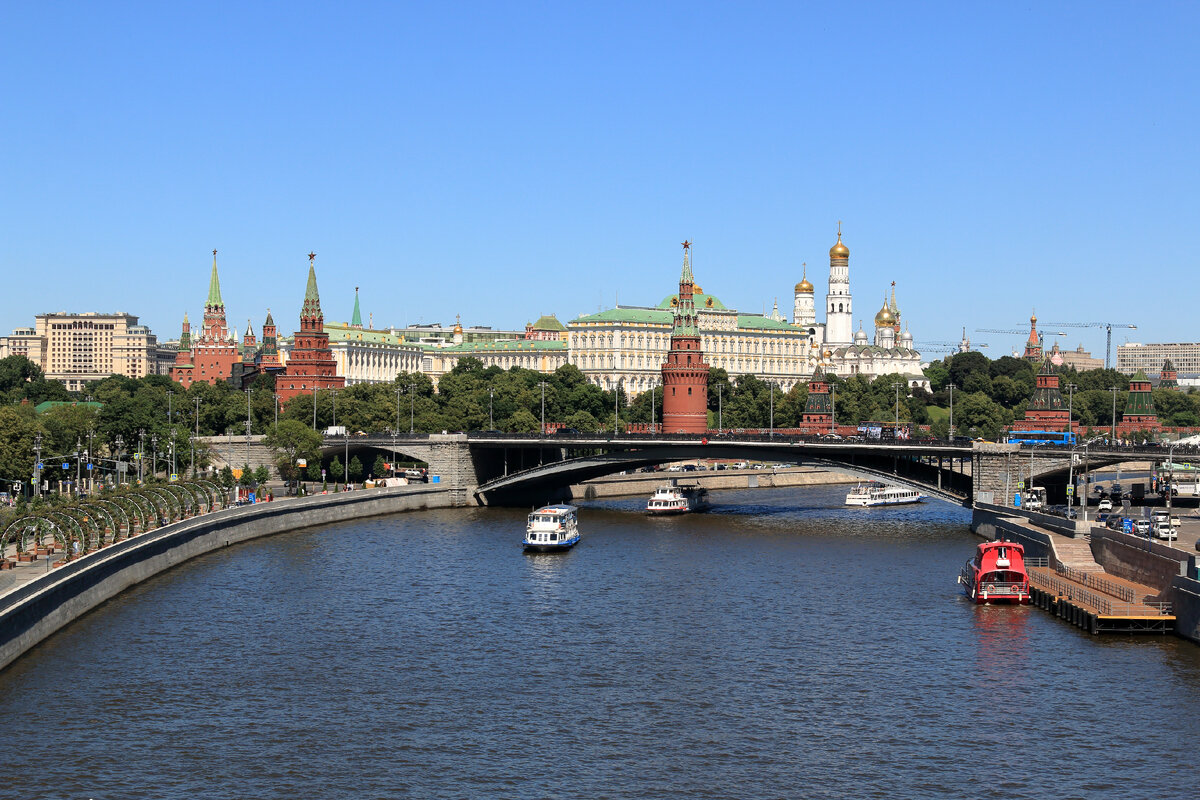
[646,483,710,515]
[844,481,924,507]
[523,504,581,552]
[958,540,1030,604]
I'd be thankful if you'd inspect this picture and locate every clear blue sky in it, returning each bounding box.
[3,1,1197,361]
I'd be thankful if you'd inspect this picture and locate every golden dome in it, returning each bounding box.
[794,264,814,293]
[874,301,896,327]
[823,348,833,360]
[830,225,849,259]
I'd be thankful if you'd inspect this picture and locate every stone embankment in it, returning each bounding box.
[0,485,464,672]
[570,466,857,501]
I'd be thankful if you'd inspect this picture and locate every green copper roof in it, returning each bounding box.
[656,291,728,310]
[680,247,694,284]
[207,252,223,308]
[35,400,103,414]
[571,307,674,325]
[530,314,565,331]
[737,314,797,331]
[325,324,413,346]
[302,259,322,319]
[421,339,566,353]
[351,288,362,327]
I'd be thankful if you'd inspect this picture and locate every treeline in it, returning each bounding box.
[2,350,1197,488]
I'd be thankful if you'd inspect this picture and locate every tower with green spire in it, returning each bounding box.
[351,287,363,329]
[201,248,231,341]
[278,252,345,402]
[661,240,709,433]
[1121,370,1160,432]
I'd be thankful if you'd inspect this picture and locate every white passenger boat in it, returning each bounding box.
[844,481,924,507]
[523,504,581,552]
[646,483,710,515]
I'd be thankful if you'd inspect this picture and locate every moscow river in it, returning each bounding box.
[2,485,1200,799]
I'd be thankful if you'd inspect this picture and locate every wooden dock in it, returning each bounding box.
[1027,561,1175,634]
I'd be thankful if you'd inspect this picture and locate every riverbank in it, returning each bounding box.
[0,485,464,672]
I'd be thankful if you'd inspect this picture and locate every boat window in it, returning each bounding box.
[550,533,558,541]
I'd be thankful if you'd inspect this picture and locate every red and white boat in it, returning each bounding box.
[958,540,1030,604]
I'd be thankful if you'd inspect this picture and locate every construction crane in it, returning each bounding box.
[1039,321,1137,369]
[974,328,1065,358]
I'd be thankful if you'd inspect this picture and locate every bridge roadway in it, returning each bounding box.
[320,432,1196,507]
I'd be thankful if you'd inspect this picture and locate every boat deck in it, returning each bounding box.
[1027,563,1175,634]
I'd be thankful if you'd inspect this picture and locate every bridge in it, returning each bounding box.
[314,432,1189,508]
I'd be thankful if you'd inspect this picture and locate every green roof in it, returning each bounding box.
[36,400,103,414]
[351,289,362,327]
[570,307,674,325]
[422,340,566,353]
[737,314,798,331]
[656,291,728,310]
[324,324,412,346]
[530,314,566,332]
[207,253,224,308]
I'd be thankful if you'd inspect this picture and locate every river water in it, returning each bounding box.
[2,485,1199,799]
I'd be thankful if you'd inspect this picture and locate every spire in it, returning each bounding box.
[179,312,191,350]
[889,281,899,316]
[351,286,363,327]
[264,308,275,327]
[302,252,322,320]
[207,249,224,308]
[679,240,694,284]
[246,318,255,337]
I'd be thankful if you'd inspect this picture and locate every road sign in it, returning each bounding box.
[1066,486,1074,495]
[169,473,179,482]
[296,458,307,468]
[321,469,326,477]
[35,462,43,470]
[1017,480,1025,490]
[232,469,243,480]
[86,463,93,470]
[61,462,70,470]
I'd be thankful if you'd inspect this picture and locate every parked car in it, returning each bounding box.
[1098,498,1113,513]
[1132,519,1151,537]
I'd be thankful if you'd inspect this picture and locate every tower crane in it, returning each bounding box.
[1038,321,1137,369]
[974,328,1065,358]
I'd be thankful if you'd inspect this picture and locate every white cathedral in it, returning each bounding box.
[788,225,927,389]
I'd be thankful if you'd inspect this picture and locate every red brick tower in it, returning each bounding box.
[1011,356,1070,432]
[801,366,833,431]
[661,241,709,433]
[1159,359,1178,390]
[278,253,346,402]
[241,319,257,363]
[257,310,282,369]
[170,312,196,388]
[172,250,240,385]
[1119,370,1160,434]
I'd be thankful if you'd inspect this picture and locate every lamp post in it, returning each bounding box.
[1065,383,1078,441]
[1166,442,1176,545]
[947,382,956,440]
[408,382,415,433]
[152,434,158,481]
[830,384,836,435]
[1108,386,1119,443]
[651,379,657,434]
[246,389,252,471]
[273,393,280,428]
[138,429,145,484]
[892,382,903,438]
[769,383,775,437]
[539,380,547,435]
[193,398,200,478]
[717,384,723,432]
[114,434,123,487]
[613,377,620,434]
[489,387,494,430]
[74,438,81,496]
[313,387,318,430]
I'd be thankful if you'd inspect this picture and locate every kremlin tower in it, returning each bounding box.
[277,253,346,403]
[801,366,833,431]
[825,223,853,346]
[661,241,709,434]
[170,250,240,388]
[1023,312,1043,361]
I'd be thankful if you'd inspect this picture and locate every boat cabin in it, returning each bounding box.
[974,540,1027,585]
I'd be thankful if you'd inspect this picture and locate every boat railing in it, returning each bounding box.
[978,581,1026,595]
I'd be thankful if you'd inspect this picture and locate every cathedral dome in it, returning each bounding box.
[874,302,895,327]
[794,277,814,293]
[854,322,869,345]
[830,233,849,259]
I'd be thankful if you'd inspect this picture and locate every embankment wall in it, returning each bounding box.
[0,486,462,672]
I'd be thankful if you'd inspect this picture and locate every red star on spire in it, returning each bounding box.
[681,240,691,251]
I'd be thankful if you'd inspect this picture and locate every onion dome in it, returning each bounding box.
[453,313,463,335]
[823,348,833,360]
[854,321,868,345]
[874,299,896,327]
[830,227,849,258]
[794,264,814,293]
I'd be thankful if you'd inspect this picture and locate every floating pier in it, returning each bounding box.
[1027,560,1174,634]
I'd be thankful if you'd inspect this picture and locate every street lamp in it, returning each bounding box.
[409,381,415,433]
[830,384,836,435]
[539,380,548,435]
[246,389,252,471]
[193,397,201,478]
[613,377,620,434]
[892,382,903,437]
[273,392,280,427]
[395,384,402,435]
[717,384,723,432]
[651,378,657,434]
[947,382,956,440]
[769,383,775,437]
[1065,383,1078,441]
[1108,386,1119,443]
[489,387,494,430]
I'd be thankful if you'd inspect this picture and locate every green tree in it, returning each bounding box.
[219,465,235,488]
[348,455,364,482]
[372,454,387,478]
[263,420,323,483]
[329,456,344,484]
[504,408,540,433]
[253,465,270,485]
[238,463,255,487]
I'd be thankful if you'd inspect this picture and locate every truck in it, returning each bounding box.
[324,425,347,437]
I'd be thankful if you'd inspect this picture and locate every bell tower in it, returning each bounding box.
[661,240,710,433]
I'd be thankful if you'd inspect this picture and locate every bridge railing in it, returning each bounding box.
[463,430,973,449]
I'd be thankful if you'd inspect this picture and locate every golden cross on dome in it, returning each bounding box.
[837,220,842,237]
[212,249,217,257]
[681,240,691,251]
[308,251,316,264]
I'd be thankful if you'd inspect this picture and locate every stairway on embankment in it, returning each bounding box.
[1049,534,1105,574]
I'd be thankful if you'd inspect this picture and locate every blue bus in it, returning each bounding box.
[1005,430,1077,446]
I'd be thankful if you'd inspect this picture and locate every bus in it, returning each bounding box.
[1005,430,1076,447]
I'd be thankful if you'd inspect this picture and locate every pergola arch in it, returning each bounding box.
[161,484,195,517]
[43,510,87,557]
[60,506,104,552]
[92,498,132,540]
[1,516,63,557]
[119,491,156,531]
[145,487,181,523]
[131,488,169,527]
[77,501,119,546]
[193,479,226,511]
